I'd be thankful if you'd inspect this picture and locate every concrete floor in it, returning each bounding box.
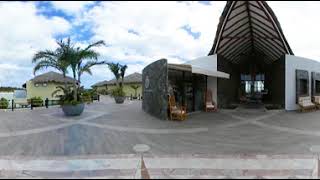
[0,95,320,156]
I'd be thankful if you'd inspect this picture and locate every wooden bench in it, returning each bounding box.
[298,96,317,112]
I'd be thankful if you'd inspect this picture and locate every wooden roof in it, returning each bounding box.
[92,72,142,87]
[208,1,294,64]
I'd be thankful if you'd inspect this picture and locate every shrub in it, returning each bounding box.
[0,98,8,109]
[81,91,92,103]
[29,97,43,107]
[110,87,126,97]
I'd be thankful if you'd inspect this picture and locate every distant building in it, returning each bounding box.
[92,72,142,97]
[23,71,77,101]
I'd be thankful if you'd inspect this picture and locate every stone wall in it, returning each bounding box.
[142,59,168,120]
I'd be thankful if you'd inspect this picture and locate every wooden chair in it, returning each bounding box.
[205,89,217,112]
[298,96,317,112]
[168,95,187,121]
[313,96,320,109]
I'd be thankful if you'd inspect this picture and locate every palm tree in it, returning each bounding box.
[119,64,127,88]
[33,38,106,102]
[130,84,140,97]
[68,40,106,101]
[32,45,70,90]
[107,62,121,87]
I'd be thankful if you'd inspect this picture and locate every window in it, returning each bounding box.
[35,83,39,87]
[43,83,47,87]
[316,80,320,94]
[299,79,308,95]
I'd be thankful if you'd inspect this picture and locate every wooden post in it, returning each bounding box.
[11,99,14,111]
[45,98,49,108]
[31,99,33,110]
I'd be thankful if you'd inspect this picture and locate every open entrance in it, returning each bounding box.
[208,1,294,110]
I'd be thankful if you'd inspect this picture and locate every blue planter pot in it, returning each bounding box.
[114,96,125,104]
[62,103,85,116]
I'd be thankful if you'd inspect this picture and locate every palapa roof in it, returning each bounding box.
[208,1,294,64]
[92,72,142,87]
[29,71,76,84]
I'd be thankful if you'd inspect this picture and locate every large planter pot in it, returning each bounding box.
[114,96,125,104]
[62,103,85,116]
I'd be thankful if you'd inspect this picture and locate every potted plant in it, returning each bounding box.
[0,98,8,109]
[130,84,140,99]
[32,38,106,116]
[107,62,128,104]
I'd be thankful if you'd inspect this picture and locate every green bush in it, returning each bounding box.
[81,91,92,103]
[0,98,8,109]
[97,89,108,95]
[110,87,125,97]
[29,97,43,107]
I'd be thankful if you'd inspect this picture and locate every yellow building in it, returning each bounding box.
[92,72,142,97]
[23,71,77,101]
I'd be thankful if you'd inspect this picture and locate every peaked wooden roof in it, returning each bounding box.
[208,1,294,64]
[92,72,142,87]
[30,71,76,84]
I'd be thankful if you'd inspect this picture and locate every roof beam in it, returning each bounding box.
[224,15,249,33]
[228,44,253,62]
[254,36,285,55]
[222,20,250,39]
[218,33,251,55]
[254,40,280,60]
[223,40,252,59]
[219,27,251,49]
[246,1,254,52]
[257,1,291,54]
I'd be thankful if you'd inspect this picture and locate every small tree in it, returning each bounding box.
[107,62,128,97]
[130,84,140,97]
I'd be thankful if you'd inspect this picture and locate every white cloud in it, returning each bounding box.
[0,1,71,87]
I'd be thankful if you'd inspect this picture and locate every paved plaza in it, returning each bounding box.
[1,96,320,178]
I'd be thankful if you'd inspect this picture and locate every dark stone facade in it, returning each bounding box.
[142,59,168,120]
[296,69,309,103]
[311,72,320,97]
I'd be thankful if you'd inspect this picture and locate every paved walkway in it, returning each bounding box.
[1,96,320,177]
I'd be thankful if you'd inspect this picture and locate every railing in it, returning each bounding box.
[1,95,100,111]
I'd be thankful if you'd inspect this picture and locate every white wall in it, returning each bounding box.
[285,55,320,110]
[207,76,217,105]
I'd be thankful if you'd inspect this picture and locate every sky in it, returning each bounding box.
[0,1,319,88]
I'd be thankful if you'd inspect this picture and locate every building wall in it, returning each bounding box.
[207,76,217,105]
[270,56,286,107]
[217,55,239,107]
[26,81,66,101]
[285,55,320,110]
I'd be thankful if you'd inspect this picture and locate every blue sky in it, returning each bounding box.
[0,1,320,88]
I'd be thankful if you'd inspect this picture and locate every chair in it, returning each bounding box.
[205,89,217,112]
[168,95,187,121]
[313,96,320,109]
[298,96,316,112]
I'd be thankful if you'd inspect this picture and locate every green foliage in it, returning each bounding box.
[0,98,9,109]
[97,89,108,95]
[130,84,140,97]
[110,87,126,97]
[29,97,43,107]
[33,37,106,105]
[107,62,128,97]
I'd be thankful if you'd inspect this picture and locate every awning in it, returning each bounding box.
[186,55,230,79]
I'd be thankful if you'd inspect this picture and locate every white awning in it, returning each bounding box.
[185,55,230,79]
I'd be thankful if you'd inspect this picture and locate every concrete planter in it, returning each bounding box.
[114,96,125,104]
[62,103,85,116]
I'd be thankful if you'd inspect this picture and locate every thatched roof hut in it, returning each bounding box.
[92,72,142,87]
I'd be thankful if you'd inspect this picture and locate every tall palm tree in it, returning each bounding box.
[119,64,127,88]
[107,62,121,87]
[32,47,70,90]
[68,40,106,101]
